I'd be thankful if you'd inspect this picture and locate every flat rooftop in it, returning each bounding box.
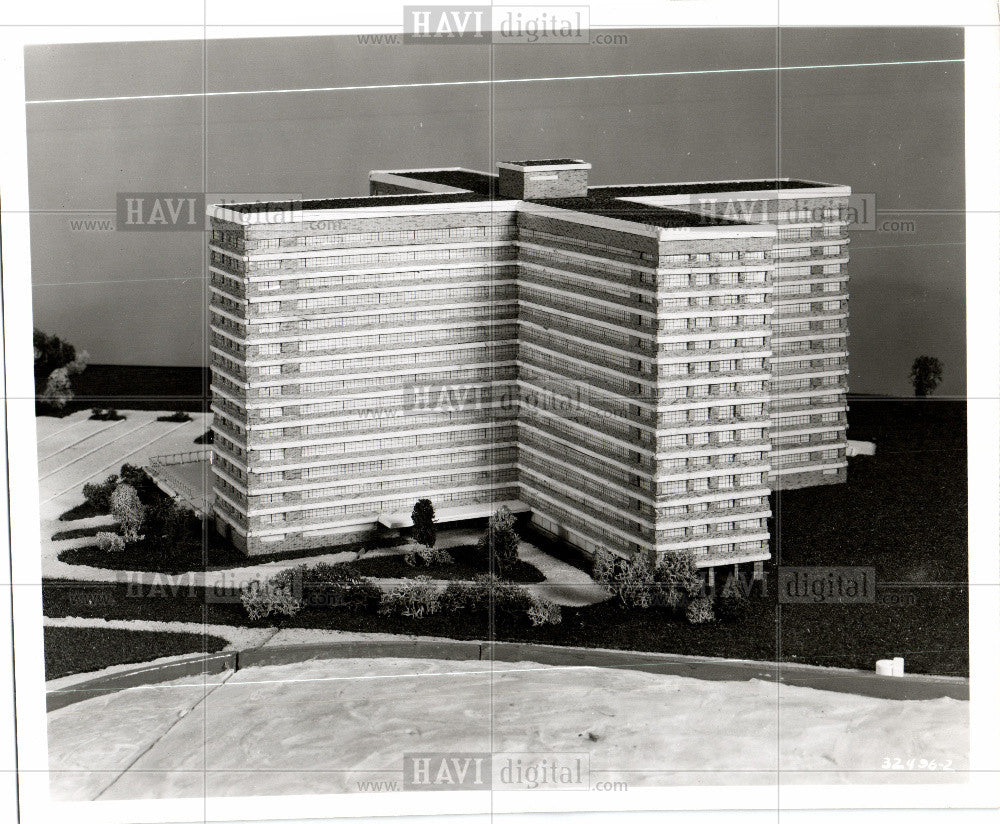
[222,191,491,214]
[591,180,833,197]
[217,163,841,230]
[502,158,587,166]
[535,197,742,229]
[393,169,498,197]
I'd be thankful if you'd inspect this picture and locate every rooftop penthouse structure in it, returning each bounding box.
[208,159,851,570]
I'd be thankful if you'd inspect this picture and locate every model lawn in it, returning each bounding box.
[40,396,967,680]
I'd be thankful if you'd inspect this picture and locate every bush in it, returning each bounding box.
[653,551,704,599]
[439,574,534,621]
[475,506,521,576]
[404,545,454,567]
[158,411,192,422]
[267,563,382,613]
[90,407,126,421]
[594,549,704,612]
[439,578,490,613]
[526,593,562,626]
[110,483,145,543]
[593,550,658,609]
[82,474,118,514]
[685,596,715,624]
[96,531,125,552]
[241,579,303,620]
[379,576,441,618]
[715,572,751,623]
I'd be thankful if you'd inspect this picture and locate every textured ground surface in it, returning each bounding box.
[47,657,969,801]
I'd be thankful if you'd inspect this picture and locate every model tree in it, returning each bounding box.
[910,356,943,397]
[411,498,437,549]
[33,328,88,414]
[476,505,520,576]
[111,483,145,543]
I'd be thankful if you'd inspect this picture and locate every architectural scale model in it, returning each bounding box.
[208,159,850,573]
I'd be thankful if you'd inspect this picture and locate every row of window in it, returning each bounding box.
[660,518,766,540]
[659,429,766,449]
[253,425,519,461]
[660,472,765,496]
[243,225,516,251]
[660,496,767,518]
[773,449,843,465]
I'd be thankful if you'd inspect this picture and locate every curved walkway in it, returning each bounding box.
[44,521,611,607]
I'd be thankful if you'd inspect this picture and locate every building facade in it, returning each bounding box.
[208,160,850,569]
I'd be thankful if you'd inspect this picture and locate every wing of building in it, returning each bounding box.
[207,159,851,575]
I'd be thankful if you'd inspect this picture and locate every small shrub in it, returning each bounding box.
[241,579,303,620]
[654,551,704,599]
[594,549,703,612]
[475,506,521,576]
[157,410,192,423]
[404,545,454,567]
[526,593,562,626]
[96,531,125,552]
[440,578,489,613]
[379,576,441,618]
[82,474,118,513]
[685,595,715,624]
[90,408,126,421]
[593,549,658,609]
[301,563,381,612]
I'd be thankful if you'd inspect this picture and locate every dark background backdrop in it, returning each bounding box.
[25,27,965,396]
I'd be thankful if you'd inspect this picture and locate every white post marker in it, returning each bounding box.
[891,657,905,677]
[875,659,894,676]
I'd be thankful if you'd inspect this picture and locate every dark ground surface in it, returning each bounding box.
[346,544,545,583]
[44,626,229,680]
[42,397,969,676]
[55,364,209,413]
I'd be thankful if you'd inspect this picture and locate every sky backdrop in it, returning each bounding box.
[25,27,965,396]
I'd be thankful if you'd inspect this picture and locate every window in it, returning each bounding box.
[258,301,281,314]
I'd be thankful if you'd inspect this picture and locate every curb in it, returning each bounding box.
[47,639,969,712]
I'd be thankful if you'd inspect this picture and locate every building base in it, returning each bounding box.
[213,516,377,557]
[770,466,847,491]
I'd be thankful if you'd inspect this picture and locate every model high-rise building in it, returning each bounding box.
[208,160,850,574]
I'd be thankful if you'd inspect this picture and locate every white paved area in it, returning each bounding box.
[47,657,969,800]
